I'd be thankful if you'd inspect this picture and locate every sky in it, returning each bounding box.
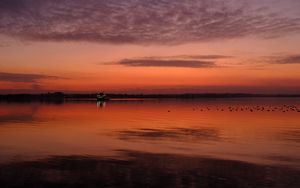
[0,0,300,94]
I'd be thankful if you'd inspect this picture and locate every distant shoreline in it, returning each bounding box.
[0,92,300,103]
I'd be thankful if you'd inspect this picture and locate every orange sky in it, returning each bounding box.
[0,0,300,94]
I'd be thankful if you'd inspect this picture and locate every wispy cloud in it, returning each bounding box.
[260,54,300,65]
[117,59,216,68]
[0,72,61,83]
[0,0,299,45]
[274,55,300,64]
[110,54,230,68]
[182,55,233,60]
[140,55,233,60]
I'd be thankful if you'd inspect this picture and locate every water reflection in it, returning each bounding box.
[117,127,221,142]
[0,98,299,187]
[0,103,42,125]
[97,101,106,108]
[0,151,299,188]
[277,129,300,143]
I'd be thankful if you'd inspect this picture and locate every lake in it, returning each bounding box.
[0,98,299,187]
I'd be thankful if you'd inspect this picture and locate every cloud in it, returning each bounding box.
[117,59,216,68]
[274,55,300,64]
[0,72,60,83]
[181,55,232,60]
[0,0,299,44]
[31,83,42,90]
[261,54,300,64]
[140,55,232,60]
[113,54,229,68]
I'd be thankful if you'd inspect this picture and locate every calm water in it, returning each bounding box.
[0,98,299,187]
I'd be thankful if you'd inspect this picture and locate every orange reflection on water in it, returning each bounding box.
[0,98,299,168]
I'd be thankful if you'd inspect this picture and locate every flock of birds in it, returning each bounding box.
[168,105,300,113]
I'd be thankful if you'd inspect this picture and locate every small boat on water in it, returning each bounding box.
[96,92,110,101]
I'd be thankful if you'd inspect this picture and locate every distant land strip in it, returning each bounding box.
[0,92,300,103]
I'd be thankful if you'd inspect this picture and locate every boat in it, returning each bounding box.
[96,92,110,101]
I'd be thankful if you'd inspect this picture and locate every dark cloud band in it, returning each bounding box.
[118,59,216,68]
[0,72,60,83]
[263,54,300,64]
[275,55,300,64]
[141,55,232,60]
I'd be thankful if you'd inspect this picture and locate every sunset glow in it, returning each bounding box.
[0,0,300,94]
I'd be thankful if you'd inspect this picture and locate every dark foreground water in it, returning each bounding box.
[0,98,299,187]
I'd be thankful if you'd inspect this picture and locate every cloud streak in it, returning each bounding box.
[117,59,216,68]
[0,72,60,83]
[0,0,300,44]
[275,55,300,64]
[261,54,300,65]
[140,55,233,60]
[112,54,230,68]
